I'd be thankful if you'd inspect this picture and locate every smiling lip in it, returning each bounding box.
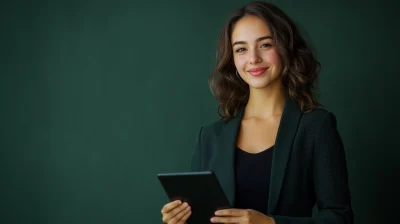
[247,67,268,76]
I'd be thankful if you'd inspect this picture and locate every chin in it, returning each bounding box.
[244,77,272,87]
[247,82,271,89]
[245,75,281,89]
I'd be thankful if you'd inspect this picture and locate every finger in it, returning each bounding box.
[170,205,191,224]
[163,202,189,223]
[210,216,241,223]
[177,208,192,224]
[215,208,248,217]
[173,205,191,223]
[161,200,182,214]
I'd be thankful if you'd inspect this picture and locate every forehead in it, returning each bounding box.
[231,15,271,42]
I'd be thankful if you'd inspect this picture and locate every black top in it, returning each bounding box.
[234,145,274,215]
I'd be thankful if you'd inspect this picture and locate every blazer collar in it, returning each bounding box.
[210,97,302,214]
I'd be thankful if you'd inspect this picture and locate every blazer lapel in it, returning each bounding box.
[210,98,302,213]
[210,108,244,207]
[267,98,302,214]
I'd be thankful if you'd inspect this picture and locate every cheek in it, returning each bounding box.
[233,56,246,70]
[266,49,282,66]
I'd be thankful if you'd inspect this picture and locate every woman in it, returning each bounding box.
[161,1,354,224]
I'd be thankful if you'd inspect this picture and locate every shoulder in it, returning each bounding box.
[301,107,331,122]
[198,119,226,138]
[299,107,339,133]
[194,115,238,146]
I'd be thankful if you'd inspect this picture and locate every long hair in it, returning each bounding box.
[209,1,321,120]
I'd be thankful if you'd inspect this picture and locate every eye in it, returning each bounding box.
[261,43,272,48]
[235,48,246,53]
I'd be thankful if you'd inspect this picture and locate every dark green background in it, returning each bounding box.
[1,0,399,223]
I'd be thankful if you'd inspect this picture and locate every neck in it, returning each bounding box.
[244,79,286,119]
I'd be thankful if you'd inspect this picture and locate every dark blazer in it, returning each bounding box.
[189,98,354,224]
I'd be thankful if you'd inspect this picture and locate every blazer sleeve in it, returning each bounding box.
[271,112,354,224]
[189,127,203,172]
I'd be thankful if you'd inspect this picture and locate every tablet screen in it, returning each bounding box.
[158,171,231,224]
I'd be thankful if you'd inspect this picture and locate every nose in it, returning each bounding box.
[249,48,262,64]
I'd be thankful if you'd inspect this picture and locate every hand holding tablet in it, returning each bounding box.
[161,199,192,224]
[158,171,231,224]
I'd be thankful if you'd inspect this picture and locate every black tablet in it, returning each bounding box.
[157,171,231,224]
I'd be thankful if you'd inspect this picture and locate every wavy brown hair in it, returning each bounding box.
[209,1,321,119]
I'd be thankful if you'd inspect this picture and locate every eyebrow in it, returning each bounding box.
[232,36,272,47]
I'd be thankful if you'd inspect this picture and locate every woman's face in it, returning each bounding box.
[231,15,283,89]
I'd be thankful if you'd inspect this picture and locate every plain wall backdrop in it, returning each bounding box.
[1,0,399,223]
